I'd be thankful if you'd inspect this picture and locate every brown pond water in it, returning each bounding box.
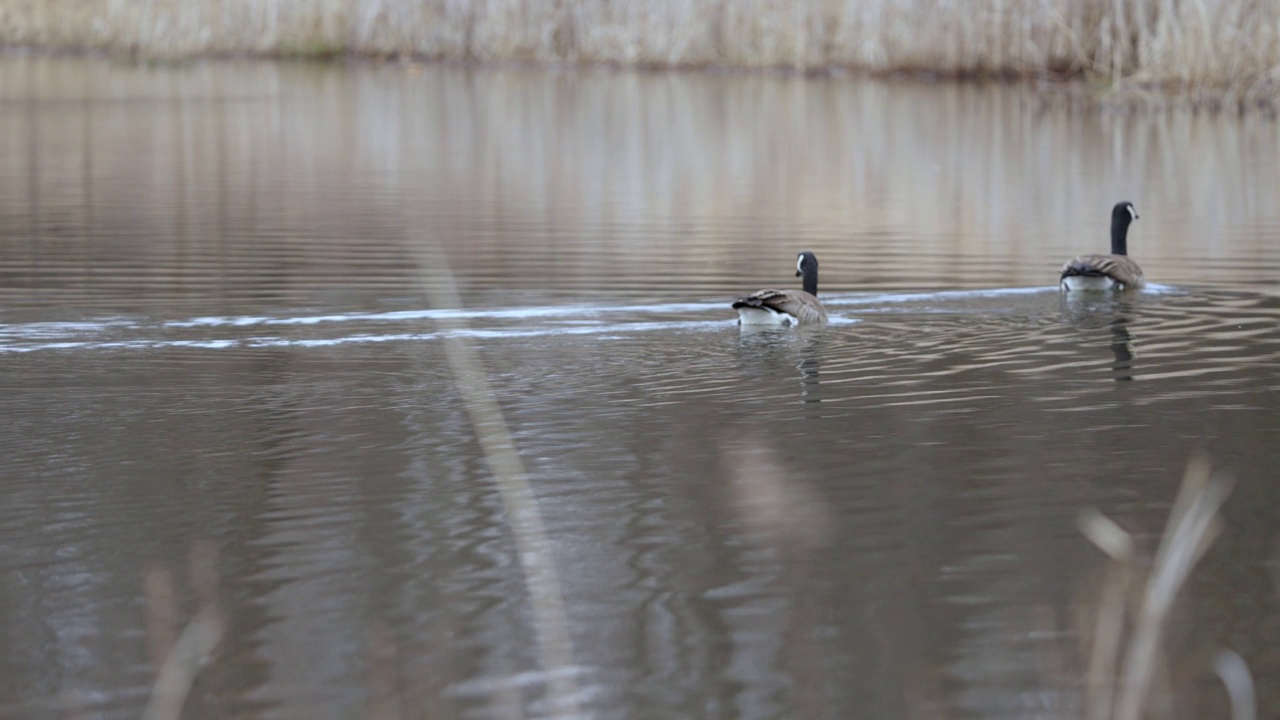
[1,56,1279,720]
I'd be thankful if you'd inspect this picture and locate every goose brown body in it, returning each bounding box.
[1059,254,1144,290]
[733,251,829,326]
[733,288,828,325]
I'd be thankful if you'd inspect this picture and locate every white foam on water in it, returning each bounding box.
[166,301,726,329]
[1,284,1183,353]
[0,318,755,353]
[822,286,1056,306]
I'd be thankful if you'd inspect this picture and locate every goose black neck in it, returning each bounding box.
[1110,208,1132,256]
[801,264,819,296]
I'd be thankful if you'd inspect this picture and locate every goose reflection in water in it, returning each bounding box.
[796,332,823,403]
[1109,316,1135,382]
[736,325,825,404]
[1061,294,1139,383]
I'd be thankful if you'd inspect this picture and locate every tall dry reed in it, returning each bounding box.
[1076,454,1254,720]
[4,1,1278,99]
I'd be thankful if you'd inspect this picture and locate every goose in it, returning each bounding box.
[733,251,829,326]
[1060,201,1144,291]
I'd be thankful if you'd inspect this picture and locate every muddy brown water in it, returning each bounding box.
[1,56,1279,719]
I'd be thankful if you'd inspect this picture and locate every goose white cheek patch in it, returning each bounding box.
[1128,205,1138,220]
[797,255,804,273]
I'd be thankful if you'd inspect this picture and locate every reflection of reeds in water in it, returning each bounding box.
[1076,454,1254,720]
[723,431,833,550]
[3,58,1279,301]
[364,624,405,720]
[4,1,1280,101]
[722,433,836,718]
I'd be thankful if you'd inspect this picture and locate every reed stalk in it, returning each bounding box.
[414,240,581,719]
[1077,454,1255,720]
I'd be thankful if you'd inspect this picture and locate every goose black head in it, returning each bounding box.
[796,251,819,296]
[1111,202,1139,256]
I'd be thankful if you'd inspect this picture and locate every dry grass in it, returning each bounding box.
[3,0,1279,101]
[142,543,226,720]
[1076,454,1254,720]
[413,240,582,718]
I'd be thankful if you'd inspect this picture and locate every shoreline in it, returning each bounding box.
[2,0,1276,110]
[3,43,1274,114]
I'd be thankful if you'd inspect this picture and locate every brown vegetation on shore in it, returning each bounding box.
[3,1,1278,102]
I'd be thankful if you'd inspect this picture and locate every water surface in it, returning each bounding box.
[1,57,1279,720]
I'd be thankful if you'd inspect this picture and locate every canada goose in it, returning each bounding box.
[1060,201,1144,291]
[733,251,829,326]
